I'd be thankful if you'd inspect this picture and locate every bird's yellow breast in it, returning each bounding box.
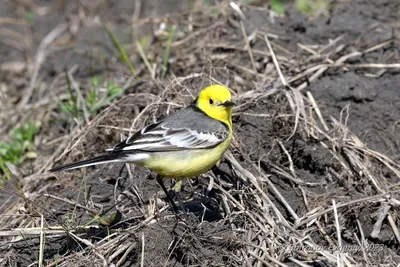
[141,134,232,178]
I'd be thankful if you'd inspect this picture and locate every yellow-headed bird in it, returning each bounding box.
[50,84,234,210]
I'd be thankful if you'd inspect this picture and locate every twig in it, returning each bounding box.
[271,164,324,186]
[108,243,131,263]
[298,42,334,64]
[362,38,396,54]
[356,219,371,265]
[69,232,108,266]
[295,191,399,228]
[171,22,224,47]
[265,34,307,138]
[370,204,390,238]
[18,23,68,108]
[344,63,400,69]
[277,140,295,177]
[38,214,44,267]
[43,194,98,214]
[240,21,256,73]
[116,243,137,267]
[136,41,153,77]
[288,257,312,267]
[132,0,142,21]
[387,213,400,244]
[264,35,286,86]
[332,199,343,267]
[0,226,78,236]
[249,250,287,267]
[318,34,345,54]
[141,232,145,267]
[207,173,215,193]
[230,2,246,19]
[306,91,329,131]
[262,174,299,221]
[96,125,132,132]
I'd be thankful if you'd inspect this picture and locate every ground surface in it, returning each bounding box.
[0,0,400,266]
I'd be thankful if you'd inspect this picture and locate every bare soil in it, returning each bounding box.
[1,0,400,266]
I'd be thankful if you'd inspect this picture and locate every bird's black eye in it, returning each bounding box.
[209,98,214,105]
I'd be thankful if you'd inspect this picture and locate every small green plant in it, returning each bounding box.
[85,76,102,109]
[105,80,124,101]
[60,89,79,118]
[162,26,176,78]
[86,76,125,113]
[0,121,41,177]
[104,23,136,75]
[59,75,125,121]
[62,211,78,230]
[24,11,35,23]
[59,71,82,118]
[240,0,329,16]
[238,0,285,14]
[271,0,286,13]
[296,0,331,16]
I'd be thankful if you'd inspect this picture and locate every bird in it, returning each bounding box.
[49,84,234,211]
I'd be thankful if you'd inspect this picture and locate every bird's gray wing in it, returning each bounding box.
[112,105,229,152]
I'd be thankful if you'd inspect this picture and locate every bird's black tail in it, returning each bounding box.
[49,153,126,172]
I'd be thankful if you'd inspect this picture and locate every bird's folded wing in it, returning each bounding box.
[110,104,230,152]
[113,123,228,152]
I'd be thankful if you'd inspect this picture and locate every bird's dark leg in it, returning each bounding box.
[156,175,179,212]
[173,178,186,212]
[173,178,192,223]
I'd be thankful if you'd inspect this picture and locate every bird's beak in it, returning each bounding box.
[221,101,235,107]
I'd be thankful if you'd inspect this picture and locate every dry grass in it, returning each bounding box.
[1,1,400,266]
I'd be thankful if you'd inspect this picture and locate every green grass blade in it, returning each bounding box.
[162,26,176,77]
[104,23,136,75]
[136,41,153,76]
[0,158,10,181]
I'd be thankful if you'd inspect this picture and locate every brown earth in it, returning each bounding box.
[0,0,400,266]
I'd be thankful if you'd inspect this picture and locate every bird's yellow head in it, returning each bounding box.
[195,84,234,127]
